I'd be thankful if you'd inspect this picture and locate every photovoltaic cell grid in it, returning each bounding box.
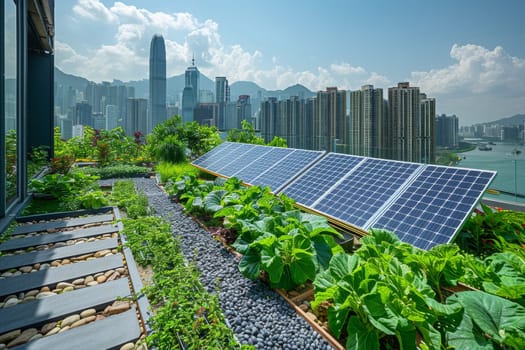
[215,145,272,177]
[370,166,496,250]
[312,159,421,227]
[281,153,365,207]
[199,143,254,174]
[191,142,233,169]
[233,147,295,184]
[192,142,496,251]
[249,149,325,192]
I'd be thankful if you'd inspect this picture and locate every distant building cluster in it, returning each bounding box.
[261,83,436,164]
[460,122,525,142]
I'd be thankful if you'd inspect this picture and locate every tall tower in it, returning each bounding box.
[387,82,420,162]
[349,85,384,157]
[419,94,436,163]
[182,56,200,122]
[315,87,346,152]
[215,77,229,129]
[149,34,166,133]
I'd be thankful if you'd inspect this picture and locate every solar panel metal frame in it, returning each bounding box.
[367,165,496,250]
[247,148,325,193]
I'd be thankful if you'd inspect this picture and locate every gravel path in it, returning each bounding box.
[131,177,333,350]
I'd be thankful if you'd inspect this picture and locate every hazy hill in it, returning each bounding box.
[486,114,525,126]
[54,67,316,103]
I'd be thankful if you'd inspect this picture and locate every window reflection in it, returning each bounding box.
[4,0,17,206]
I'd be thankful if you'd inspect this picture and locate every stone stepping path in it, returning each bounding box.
[12,214,114,236]
[0,255,123,298]
[0,208,146,350]
[0,238,118,271]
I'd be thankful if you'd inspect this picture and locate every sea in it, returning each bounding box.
[457,141,525,204]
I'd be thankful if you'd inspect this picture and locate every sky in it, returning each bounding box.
[55,0,525,126]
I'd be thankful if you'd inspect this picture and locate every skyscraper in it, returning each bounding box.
[386,82,435,163]
[349,85,384,157]
[181,57,200,123]
[315,87,347,152]
[419,94,436,163]
[149,34,167,133]
[126,98,148,137]
[215,77,230,129]
[435,114,459,148]
[236,95,252,128]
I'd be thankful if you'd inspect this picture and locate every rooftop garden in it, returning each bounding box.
[6,116,525,349]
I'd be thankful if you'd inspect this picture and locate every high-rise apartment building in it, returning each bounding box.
[236,95,252,129]
[105,105,118,130]
[435,114,459,148]
[126,98,148,136]
[74,101,92,127]
[260,97,278,143]
[419,94,436,163]
[386,83,435,163]
[314,87,347,152]
[349,85,384,157]
[149,34,167,133]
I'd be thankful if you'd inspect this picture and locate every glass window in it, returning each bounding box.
[4,0,17,207]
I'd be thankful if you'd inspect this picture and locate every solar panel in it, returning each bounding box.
[281,153,365,207]
[192,142,235,169]
[248,149,324,192]
[201,143,254,174]
[216,145,273,177]
[193,142,496,251]
[369,166,496,250]
[232,147,295,184]
[311,158,422,227]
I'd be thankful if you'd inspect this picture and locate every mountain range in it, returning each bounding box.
[54,67,315,103]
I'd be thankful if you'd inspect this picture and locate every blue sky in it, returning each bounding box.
[55,0,525,125]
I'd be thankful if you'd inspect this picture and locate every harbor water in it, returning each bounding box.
[457,143,525,204]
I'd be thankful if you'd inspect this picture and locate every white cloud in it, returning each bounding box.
[58,1,390,90]
[73,0,117,23]
[410,44,525,96]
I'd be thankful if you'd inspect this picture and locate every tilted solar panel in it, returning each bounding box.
[369,166,496,250]
[311,158,422,227]
[249,149,325,192]
[232,147,295,184]
[281,153,365,207]
[191,142,235,169]
[216,145,273,177]
[201,143,254,174]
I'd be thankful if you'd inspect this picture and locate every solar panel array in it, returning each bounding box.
[192,142,496,250]
[192,142,325,193]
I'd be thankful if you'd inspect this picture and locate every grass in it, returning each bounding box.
[155,161,202,183]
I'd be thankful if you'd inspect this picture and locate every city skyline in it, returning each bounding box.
[55,1,525,126]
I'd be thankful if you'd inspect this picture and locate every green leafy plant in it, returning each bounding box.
[77,190,109,209]
[445,291,525,349]
[457,203,525,257]
[79,164,151,179]
[29,171,99,199]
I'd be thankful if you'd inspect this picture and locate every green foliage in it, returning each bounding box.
[226,120,265,144]
[77,190,109,210]
[457,203,525,257]
[146,116,221,162]
[312,228,525,349]
[110,180,150,218]
[78,164,151,179]
[267,136,288,147]
[155,161,201,183]
[445,291,525,349]
[29,171,99,199]
[121,213,243,348]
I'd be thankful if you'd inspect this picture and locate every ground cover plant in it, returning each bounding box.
[112,180,252,349]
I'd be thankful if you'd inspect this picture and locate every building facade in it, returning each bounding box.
[1,0,55,227]
[149,34,167,133]
[126,98,148,136]
[349,85,384,157]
